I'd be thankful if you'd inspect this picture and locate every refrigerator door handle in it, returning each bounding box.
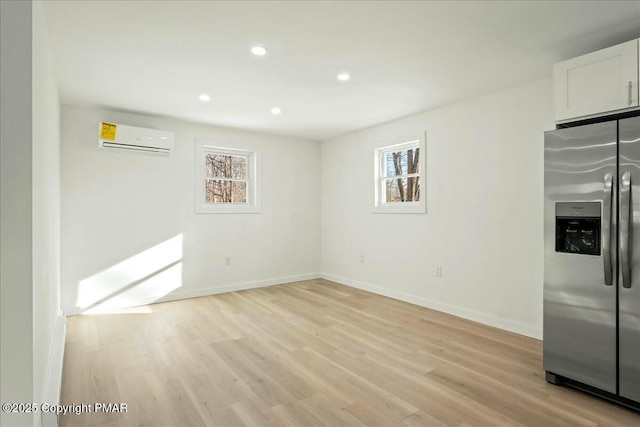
[603,172,614,286]
[621,171,632,288]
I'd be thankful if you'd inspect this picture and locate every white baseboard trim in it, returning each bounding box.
[321,273,542,340]
[64,273,322,316]
[152,273,322,304]
[41,313,66,427]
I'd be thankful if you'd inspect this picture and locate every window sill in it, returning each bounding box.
[372,203,426,214]
[195,204,261,214]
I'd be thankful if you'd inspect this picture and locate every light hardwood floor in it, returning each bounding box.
[60,279,639,427]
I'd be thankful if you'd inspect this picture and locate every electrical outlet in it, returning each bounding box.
[435,266,443,277]
[360,255,365,263]
[225,257,231,266]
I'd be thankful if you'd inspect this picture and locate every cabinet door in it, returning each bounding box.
[554,39,638,122]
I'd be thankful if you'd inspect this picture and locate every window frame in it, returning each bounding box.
[195,141,261,214]
[373,133,426,214]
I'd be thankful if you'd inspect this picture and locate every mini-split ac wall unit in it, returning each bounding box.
[98,122,175,154]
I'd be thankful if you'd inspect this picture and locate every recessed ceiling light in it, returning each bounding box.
[199,94,210,102]
[337,73,351,82]
[271,107,281,115]
[251,46,267,56]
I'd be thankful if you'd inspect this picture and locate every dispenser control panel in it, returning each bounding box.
[555,202,601,256]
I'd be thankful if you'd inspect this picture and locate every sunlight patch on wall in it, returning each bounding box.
[76,235,183,314]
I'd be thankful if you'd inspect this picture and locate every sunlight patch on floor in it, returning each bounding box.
[76,235,183,314]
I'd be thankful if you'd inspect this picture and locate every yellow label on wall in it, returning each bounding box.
[100,122,117,141]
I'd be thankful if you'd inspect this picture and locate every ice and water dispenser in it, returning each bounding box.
[555,202,601,256]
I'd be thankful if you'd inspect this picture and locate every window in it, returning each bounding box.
[374,133,426,213]
[195,142,260,213]
[205,153,248,204]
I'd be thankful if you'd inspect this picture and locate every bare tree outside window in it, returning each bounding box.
[373,135,425,213]
[195,143,260,214]
[204,154,248,203]
[384,148,420,202]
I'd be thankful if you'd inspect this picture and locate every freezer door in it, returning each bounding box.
[543,122,617,393]
[619,116,640,403]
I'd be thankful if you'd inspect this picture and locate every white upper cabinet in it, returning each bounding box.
[554,39,639,122]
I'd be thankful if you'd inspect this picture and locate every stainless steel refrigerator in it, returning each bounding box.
[544,115,640,410]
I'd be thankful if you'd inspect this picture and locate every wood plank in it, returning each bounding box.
[60,279,640,427]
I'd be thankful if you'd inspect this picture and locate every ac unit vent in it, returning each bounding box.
[98,122,174,154]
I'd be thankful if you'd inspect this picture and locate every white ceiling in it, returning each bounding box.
[43,1,640,141]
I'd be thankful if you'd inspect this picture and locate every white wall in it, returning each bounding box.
[62,80,550,336]
[32,2,63,426]
[321,78,553,339]
[0,2,61,426]
[61,106,321,314]
[1,1,34,426]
